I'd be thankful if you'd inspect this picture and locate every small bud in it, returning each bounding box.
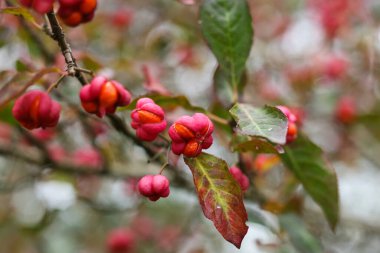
[80,76,131,118]
[168,113,214,157]
[12,90,61,130]
[130,98,167,141]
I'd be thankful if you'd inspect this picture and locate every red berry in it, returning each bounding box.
[73,148,102,168]
[12,90,61,130]
[57,0,97,27]
[130,98,167,141]
[229,166,250,192]
[335,96,356,124]
[137,175,170,201]
[79,76,131,118]
[19,0,54,14]
[58,0,82,7]
[62,11,83,27]
[106,229,135,253]
[79,0,97,15]
[111,9,134,28]
[168,113,214,157]
[323,55,348,79]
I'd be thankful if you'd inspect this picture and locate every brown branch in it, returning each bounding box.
[0,67,62,109]
[0,141,130,178]
[43,12,164,164]
[45,11,87,85]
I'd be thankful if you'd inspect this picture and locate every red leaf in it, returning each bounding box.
[184,152,248,248]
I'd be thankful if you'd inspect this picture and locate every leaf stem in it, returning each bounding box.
[159,162,169,175]
[158,134,171,144]
[206,112,229,125]
[47,74,66,93]
[75,67,94,78]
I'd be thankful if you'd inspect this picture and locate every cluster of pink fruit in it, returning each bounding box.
[11,76,216,198]
[11,75,254,200]
[19,0,97,27]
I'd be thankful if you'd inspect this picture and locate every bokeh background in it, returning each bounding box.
[1,0,380,252]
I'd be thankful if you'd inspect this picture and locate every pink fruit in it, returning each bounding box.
[168,113,214,157]
[12,90,61,130]
[277,105,298,144]
[229,166,250,192]
[106,229,135,253]
[130,98,167,141]
[79,76,131,118]
[19,0,54,14]
[73,148,102,168]
[137,174,170,201]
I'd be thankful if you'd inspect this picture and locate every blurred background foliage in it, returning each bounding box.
[1,0,380,252]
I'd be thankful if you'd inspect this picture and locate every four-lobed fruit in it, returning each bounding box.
[137,174,170,201]
[79,76,131,118]
[276,105,298,143]
[168,113,214,157]
[19,0,54,14]
[106,229,135,253]
[12,90,61,130]
[130,98,167,141]
[229,166,250,192]
[57,0,97,27]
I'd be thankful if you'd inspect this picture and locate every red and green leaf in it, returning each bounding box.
[184,152,248,248]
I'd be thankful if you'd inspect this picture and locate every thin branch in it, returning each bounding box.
[45,11,87,84]
[47,74,67,93]
[0,67,62,109]
[0,141,131,178]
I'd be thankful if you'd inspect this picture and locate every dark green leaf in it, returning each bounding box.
[213,66,234,107]
[280,214,323,253]
[280,135,339,230]
[201,0,253,98]
[0,103,17,126]
[229,103,288,144]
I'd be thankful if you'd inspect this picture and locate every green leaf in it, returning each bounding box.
[0,103,17,126]
[230,134,278,153]
[213,67,234,107]
[15,60,29,72]
[0,7,36,24]
[184,153,248,248]
[123,94,206,112]
[280,135,339,230]
[229,103,288,144]
[200,0,253,98]
[280,214,323,253]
